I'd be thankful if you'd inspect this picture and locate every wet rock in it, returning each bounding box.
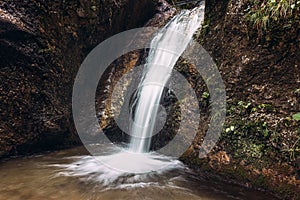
[0,0,173,157]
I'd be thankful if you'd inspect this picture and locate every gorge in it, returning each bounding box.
[0,0,299,199]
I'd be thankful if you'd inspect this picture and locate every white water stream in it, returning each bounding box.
[129,6,205,153]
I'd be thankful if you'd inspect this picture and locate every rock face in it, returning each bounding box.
[183,1,300,199]
[0,0,173,157]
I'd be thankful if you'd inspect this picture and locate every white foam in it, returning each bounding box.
[53,150,187,187]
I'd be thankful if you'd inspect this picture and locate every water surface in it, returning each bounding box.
[0,146,276,200]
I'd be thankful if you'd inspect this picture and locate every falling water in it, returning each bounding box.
[129,5,205,153]
[52,4,206,184]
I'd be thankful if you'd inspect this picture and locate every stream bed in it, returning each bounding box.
[0,146,277,200]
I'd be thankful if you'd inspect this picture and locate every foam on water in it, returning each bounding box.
[53,148,187,188]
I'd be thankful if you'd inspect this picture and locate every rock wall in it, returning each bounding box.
[182,1,300,199]
[0,0,172,157]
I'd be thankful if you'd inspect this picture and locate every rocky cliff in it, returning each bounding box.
[0,0,173,157]
[181,1,300,199]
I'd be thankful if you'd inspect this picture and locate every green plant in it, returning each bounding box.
[238,101,252,109]
[202,92,210,99]
[261,122,269,137]
[282,136,300,161]
[292,113,300,121]
[225,125,235,133]
[245,0,300,33]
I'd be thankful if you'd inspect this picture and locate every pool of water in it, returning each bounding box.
[0,146,276,200]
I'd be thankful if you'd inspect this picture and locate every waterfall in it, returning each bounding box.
[58,4,206,179]
[128,5,205,153]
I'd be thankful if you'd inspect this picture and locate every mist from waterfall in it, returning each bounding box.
[128,5,205,153]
